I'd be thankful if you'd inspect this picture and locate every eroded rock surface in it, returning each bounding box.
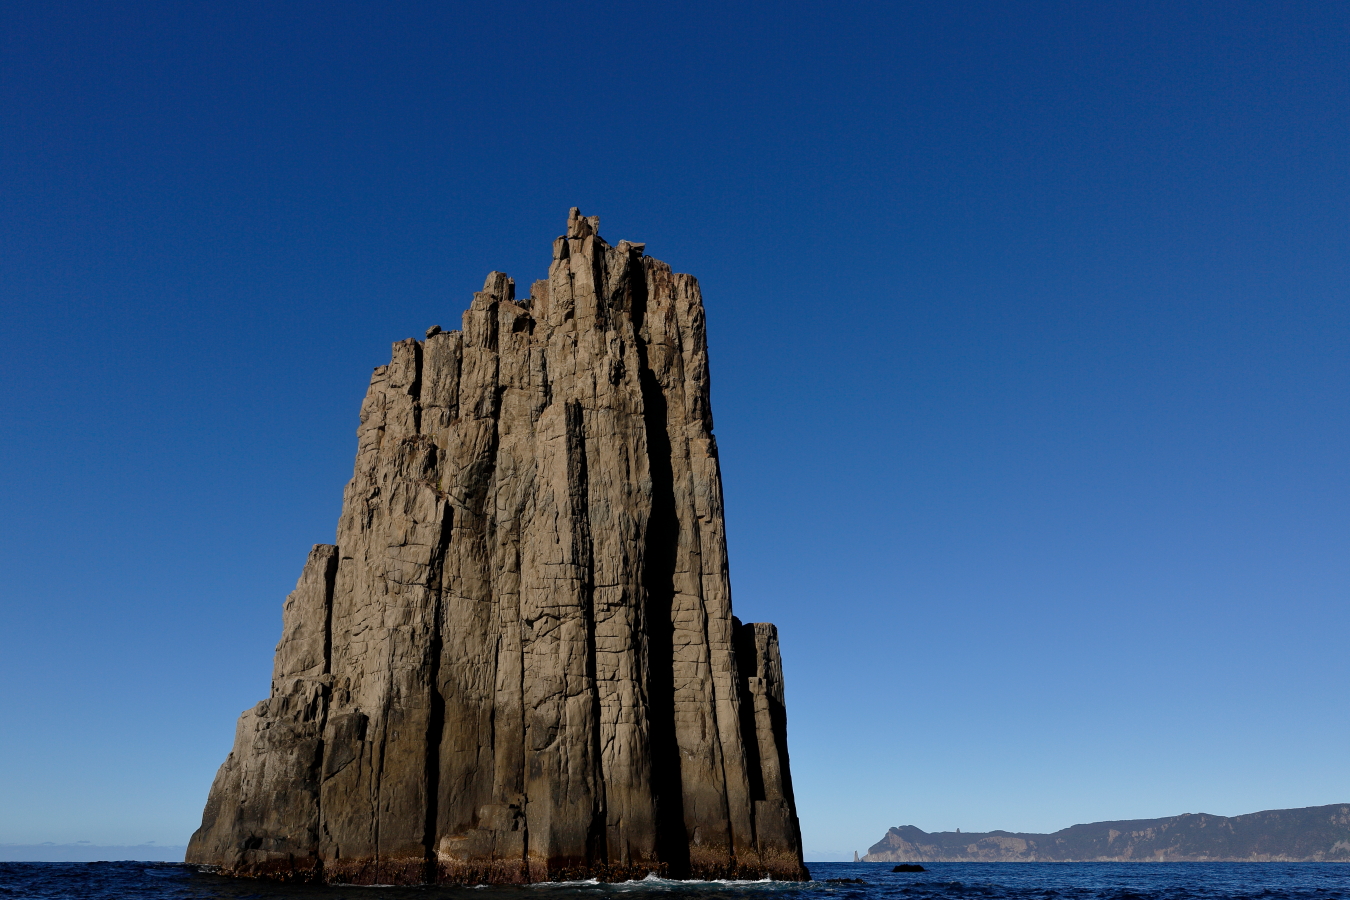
[187,210,807,884]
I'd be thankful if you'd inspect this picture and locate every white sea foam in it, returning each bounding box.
[527,871,795,891]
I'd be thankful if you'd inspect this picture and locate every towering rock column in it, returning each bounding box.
[187,210,808,884]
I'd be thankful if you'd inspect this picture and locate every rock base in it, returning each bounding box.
[201,856,810,885]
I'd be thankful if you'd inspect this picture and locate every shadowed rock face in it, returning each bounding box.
[186,209,808,885]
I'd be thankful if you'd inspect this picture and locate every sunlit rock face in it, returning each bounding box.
[186,209,807,885]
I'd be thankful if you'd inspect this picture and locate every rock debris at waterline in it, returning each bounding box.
[187,209,808,885]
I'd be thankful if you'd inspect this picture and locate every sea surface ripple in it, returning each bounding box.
[3,860,1350,900]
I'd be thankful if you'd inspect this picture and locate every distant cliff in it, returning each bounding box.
[863,805,1350,862]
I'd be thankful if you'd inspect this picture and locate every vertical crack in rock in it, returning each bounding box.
[635,316,689,877]
[423,500,452,880]
[187,210,808,885]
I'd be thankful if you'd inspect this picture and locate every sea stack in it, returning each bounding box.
[186,209,808,885]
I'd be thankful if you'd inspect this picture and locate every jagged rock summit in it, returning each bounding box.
[187,209,807,885]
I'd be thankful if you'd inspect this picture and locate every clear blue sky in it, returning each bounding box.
[1,0,1347,861]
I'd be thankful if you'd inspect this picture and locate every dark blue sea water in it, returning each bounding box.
[3,861,1349,900]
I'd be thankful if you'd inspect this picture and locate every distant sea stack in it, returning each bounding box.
[862,804,1350,862]
[187,210,808,885]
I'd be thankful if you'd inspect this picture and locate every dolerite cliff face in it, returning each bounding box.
[186,210,807,885]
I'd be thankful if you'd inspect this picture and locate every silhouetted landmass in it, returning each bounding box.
[864,804,1350,861]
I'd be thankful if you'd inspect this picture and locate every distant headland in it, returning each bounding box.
[863,804,1350,862]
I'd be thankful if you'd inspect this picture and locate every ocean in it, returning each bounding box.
[3,861,1349,900]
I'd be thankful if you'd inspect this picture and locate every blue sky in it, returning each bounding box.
[1,0,1347,860]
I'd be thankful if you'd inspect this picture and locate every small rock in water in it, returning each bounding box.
[825,877,866,884]
[893,864,926,872]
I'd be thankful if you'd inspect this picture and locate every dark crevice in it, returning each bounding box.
[322,551,338,680]
[566,400,608,868]
[410,340,424,434]
[517,544,531,875]
[538,350,552,418]
[633,270,689,878]
[316,549,339,869]
[373,707,386,876]
[424,503,452,880]
[731,621,767,803]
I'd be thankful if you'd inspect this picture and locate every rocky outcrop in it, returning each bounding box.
[186,210,808,885]
[862,804,1350,862]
